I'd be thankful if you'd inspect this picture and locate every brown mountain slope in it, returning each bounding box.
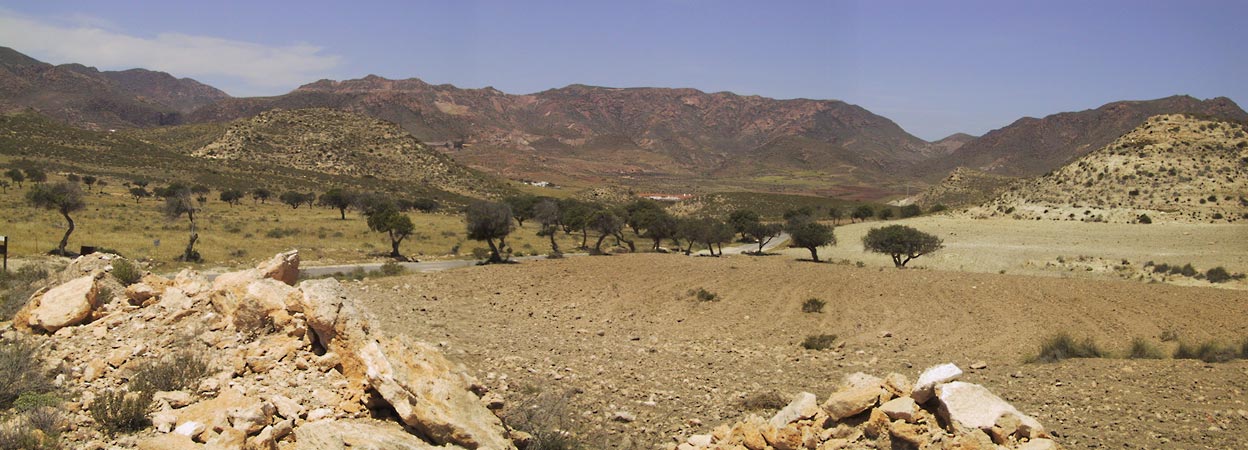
[187,75,934,184]
[162,108,504,197]
[0,46,227,129]
[928,132,977,155]
[970,114,1248,223]
[929,96,1248,179]
[911,167,1020,209]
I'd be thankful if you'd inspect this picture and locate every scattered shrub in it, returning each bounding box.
[691,288,718,302]
[90,389,152,435]
[379,261,406,277]
[1127,338,1164,359]
[1,265,49,321]
[1160,329,1180,342]
[801,298,826,313]
[1174,341,1237,363]
[801,334,838,350]
[740,391,788,410]
[504,389,586,450]
[129,352,210,394]
[1031,333,1105,362]
[1179,263,1197,277]
[96,287,113,304]
[110,259,143,286]
[0,339,52,409]
[264,227,300,239]
[1205,267,1232,283]
[1137,214,1152,224]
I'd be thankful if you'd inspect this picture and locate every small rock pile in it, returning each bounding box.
[5,250,518,449]
[673,364,1060,450]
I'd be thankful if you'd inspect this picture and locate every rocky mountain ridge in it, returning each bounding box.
[0,46,228,130]
[970,114,1248,223]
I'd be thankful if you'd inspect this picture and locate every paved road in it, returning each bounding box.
[297,233,791,278]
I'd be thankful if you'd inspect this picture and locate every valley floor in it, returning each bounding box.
[356,253,1248,449]
[787,216,1248,290]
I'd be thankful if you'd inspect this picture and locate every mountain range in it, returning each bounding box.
[2,46,1245,198]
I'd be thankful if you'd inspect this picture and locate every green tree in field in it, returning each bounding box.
[22,168,46,184]
[129,187,150,203]
[503,194,540,227]
[624,199,666,235]
[466,201,514,263]
[533,198,563,258]
[251,188,272,204]
[279,191,309,209]
[851,205,874,223]
[827,206,843,224]
[743,221,783,255]
[27,182,85,255]
[163,186,201,262]
[728,209,761,241]
[785,212,835,262]
[558,199,595,249]
[82,175,98,191]
[587,207,624,255]
[862,225,944,268]
[219,189,245,206]
[641,210,679,251]
[899,204,922,218]
[365,204,415,258]
[703,219,736,256]
[318,188,358,219]
[877,208,895,220]
[4,168,24,188]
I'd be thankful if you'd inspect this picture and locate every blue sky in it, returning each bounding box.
[1,0,1244,140]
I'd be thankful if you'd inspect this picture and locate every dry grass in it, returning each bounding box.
[1030,333,1106,362]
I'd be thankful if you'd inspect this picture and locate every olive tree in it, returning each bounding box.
[533,198,562,258]
[365,204,415,258]
[850,205,874,223]
[466,201,514,263]
[251,188,272,204]
[504,195,540,227]
[163,187,201,262]
[785,213,835,262]
[4,168,24,188]
[587,208,623,255]
[219,189,245,206]
[318,188,357,219]
[743,221,783,255]
[728,209,761,241]
[862,225,944,267]
[26,182,85,255]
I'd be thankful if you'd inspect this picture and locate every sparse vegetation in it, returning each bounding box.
[1,265,50,321]
[0,339,53,410]
[801,297,826,313]
[110,259,143,286]
[1174,341,1237,363]
[1127,337,1164,359]
[129,352,211,394]
[1205,266,1232,283]
[504,389,586,450]
[801,334,838,350]
[740,391,788,411]
[691,288,718,302]
[1031,333,1105,362]
[90,389,153,435]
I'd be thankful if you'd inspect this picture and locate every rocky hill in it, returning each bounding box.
[912,167,1021,210]
[186,108,503,197]
[928,96,1248,179]
[186,75,935,185]
[0,47,228,129]
[971,114,1248,223]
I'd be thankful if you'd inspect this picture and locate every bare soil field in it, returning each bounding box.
[790,216,1248,289]
[356,254,1248,449]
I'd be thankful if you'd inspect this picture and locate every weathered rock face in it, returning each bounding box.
[682,364,1058,450]
[11,251,516,450]
[359,336,512,449]
[19,272,102,332]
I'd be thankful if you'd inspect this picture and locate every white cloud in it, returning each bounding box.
[0,11,341,96]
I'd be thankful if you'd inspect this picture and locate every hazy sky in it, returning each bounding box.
[1,0,1244,140]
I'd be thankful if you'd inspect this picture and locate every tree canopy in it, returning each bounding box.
[26,182,85,255]
[466,201,515,263]
[862,225,944,267]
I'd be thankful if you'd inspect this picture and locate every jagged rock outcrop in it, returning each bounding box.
[675,364,1058,450]
[7,251,516,449]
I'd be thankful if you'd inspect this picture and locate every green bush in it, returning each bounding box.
[129,352,210,394]
[801,298,826,313]
[1205,267,1232,283]
[1174,341,1237,363]
[1137,214,1152,224]
[90,389,152,435]
[1031,333,1105,362]
[1127,337,1164,359]
[111,259,143,286]
[801,334,838,350]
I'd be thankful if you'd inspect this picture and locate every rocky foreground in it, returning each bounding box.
[7,250,516,449]
[5,251,1062,449]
